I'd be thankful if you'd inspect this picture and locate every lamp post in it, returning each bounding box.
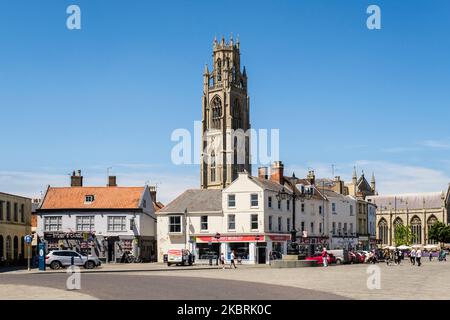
[276,173,314,255]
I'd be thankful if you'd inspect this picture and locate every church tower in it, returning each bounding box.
[200,36,251,189]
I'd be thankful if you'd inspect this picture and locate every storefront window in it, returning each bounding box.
[272,242,284,254]
[196,243,219,260]
[229,243,249,260]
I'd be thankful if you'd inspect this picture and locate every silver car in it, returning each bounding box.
[46,250,101,270]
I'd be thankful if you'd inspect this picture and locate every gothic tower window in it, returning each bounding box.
[427,215,438,244]
[233,137,238,180]
[216,59,222,82]
[410,216,422,244]
[378,218,388,245]
[233,99,241,129]
[211,97,222,129]
[210,152,216,182]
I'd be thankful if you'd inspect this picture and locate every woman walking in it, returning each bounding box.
[230,250,237,269]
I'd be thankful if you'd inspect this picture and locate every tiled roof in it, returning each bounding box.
[158,189,222,214]
[40,187,145,210]
[367,192,446,211]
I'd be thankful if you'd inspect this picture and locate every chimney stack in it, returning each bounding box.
[149,186,157,203]
[258,167,268,180]
[70,170,83,187]
[270,161,284,185]
[333,176,344,194]
[108,176,117,187]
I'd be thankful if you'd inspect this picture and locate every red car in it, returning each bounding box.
[305,253,337,266]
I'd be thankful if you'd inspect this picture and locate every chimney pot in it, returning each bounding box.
[258,167,268,180]
[270,161,284,185]
[71,170,83,187]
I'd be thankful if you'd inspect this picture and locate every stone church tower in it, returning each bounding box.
[200,36,251,189]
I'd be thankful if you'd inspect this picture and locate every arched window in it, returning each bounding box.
[210,152,216,182]
[233,99,242,129]
[378,219,388,245]
[233,137,238,180]
[427,215,438,244]
[13,236,18,261]
[232,65,236,82]
[216,59,222,82]
[211,97,222,129]
[410,216,422,244]
[5,236,11,261]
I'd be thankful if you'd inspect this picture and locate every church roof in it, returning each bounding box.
[367,192,446,211]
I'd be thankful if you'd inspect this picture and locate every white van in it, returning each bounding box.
[167,249,194,266]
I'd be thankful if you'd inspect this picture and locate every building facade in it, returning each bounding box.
[0,192,32,265]
[368,188,450,247]
[200,36,251,189]
[36,172,158,262]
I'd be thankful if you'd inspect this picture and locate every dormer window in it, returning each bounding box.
[85,195,95,203]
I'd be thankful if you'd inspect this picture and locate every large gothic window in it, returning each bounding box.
[211,97,222,129]
[410,216,422,244]
[210,152,216,182]
[427,215,438,244]
[378,218,388,245]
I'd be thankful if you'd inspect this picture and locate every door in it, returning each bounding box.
[257,247,266,264]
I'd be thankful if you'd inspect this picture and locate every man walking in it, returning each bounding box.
[416,249,422,267]
[322,248,328,267]
[410,248,416,265]
[429,250,433,262]
[230,250,237,269]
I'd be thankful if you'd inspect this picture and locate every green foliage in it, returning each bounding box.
[394,224,414,246]
[429,222,450,244]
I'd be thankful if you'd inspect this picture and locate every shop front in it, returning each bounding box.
[192,234,290,265]
[297,236,329,256]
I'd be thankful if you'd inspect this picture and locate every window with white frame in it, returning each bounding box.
[268,216,273,231]
[343,223,347,234]
[332,222,336,235]
[169,216,182,233]
[278,217,282,231]
[250,194,258,207]
[201,216,208,231]
[44,216,62,231]
[251,214,258,230]
[107,216,126,232]
[277,200,281,210]
[301,203,305,213]
[338,222,342,234]
[268,196,272,208]
[350,205,354,216]
[301,221,305,232]
[287,200,290,211]
[228,194,236,208]
[85,195,95,203]
[76,216,94,231]
[319,222,322,234]
[350,223,353,234]
[228,214,236,231]
[310,222,314,234]
[287,218,291,231]
[332,203,336,214]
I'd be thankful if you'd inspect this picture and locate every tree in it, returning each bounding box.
[429,222,450,244]
[394,225,414,246]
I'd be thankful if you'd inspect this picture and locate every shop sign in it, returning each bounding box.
[196,235,264,243]
[44,232,85,240]
[267,235,291,241]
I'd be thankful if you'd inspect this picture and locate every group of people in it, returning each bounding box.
[218,250,241,269]
[385,248,448,266]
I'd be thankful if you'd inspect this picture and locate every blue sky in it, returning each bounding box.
[1,0,449,202]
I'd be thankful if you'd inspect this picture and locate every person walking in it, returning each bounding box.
[416,249,422,267]
[230,250,237,269]
[429,250,433,262]
[219,252,225,269]
[410,248,416,265]
[322,248,328,267]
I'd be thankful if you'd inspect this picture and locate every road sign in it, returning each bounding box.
[38,242,46,271]
[24,234,32,244]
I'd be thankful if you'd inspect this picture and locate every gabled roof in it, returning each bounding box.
[367,192,446,211]
[249,176,285,192]
[39,187,145,210]
[158,189,222,214]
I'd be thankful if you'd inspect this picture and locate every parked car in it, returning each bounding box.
[167,249,194,266]
[327,249,349,264]
[305,252,337,266]
[347,251,359,264]
[46,250,101,270]
[354,251,366,263]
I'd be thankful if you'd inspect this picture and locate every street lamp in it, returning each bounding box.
[276,173,314,255]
